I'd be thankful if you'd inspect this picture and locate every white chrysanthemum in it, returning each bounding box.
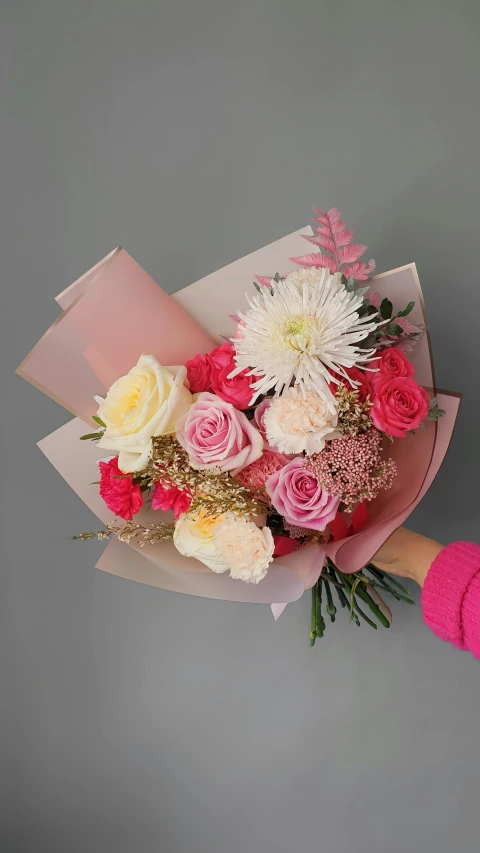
[264,387,341,455]
[232,268,380,409]
[213,514,274,584]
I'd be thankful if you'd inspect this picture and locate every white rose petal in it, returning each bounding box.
[97,354,192,473]
[173,512,230,574]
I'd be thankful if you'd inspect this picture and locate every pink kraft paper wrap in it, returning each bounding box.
[18,228,460,608]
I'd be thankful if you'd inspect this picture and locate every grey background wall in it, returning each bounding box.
[2,2,480,851]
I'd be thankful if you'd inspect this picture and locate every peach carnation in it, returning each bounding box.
[213,514,274,583]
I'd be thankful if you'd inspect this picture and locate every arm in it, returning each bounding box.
[373,529,480,659]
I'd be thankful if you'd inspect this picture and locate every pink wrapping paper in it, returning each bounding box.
[20,228,460,604]
[16,248,216,424]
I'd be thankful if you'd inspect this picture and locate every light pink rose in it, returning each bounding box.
[176,392,263,472]
[266,457,340,531]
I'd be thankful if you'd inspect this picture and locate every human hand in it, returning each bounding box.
[372,527,443,587]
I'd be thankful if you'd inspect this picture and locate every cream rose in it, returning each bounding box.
[264,387,341,455]
[173,510,229,573]
[97,355,192,473]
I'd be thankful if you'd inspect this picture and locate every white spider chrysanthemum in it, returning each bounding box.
[231,268,380,409]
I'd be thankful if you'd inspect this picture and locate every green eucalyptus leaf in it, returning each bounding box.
[385,322,403,336]
[396,301,415,317]
[380,298,393,320]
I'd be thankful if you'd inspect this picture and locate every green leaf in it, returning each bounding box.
[385,322,403,336]
[253,281,262,293]
[80,432,103,441]
[345,278,355,292]
[273,272,281,283]
[380,298,393,320]
[92,415,106,428]
[396,301,415,317]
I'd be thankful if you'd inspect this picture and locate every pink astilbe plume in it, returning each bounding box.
[290,207,376,280]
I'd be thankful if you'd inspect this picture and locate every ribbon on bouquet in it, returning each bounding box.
[270,503,369,621]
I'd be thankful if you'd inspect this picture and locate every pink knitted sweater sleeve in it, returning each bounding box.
[421,542,480,659]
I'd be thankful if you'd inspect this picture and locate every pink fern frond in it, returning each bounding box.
[289,252,338,272]
[333,230,354,247]
[341,259,376,280]
[255,275,273,288]
[338,244,367,265]
[303,234,336,254]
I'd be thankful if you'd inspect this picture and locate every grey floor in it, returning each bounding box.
[2,1,480,851]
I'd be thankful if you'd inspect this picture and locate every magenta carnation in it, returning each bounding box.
[99,457,144,520]
[152,481,192,519]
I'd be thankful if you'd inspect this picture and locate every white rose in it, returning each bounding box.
[173,511,230,573]
[97,354,192,473]
[264,387,341,455]
[213,513,274,584]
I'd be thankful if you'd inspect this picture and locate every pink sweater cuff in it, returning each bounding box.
[421,542,480,658]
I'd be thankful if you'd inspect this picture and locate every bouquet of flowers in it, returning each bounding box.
[18,208,460,643]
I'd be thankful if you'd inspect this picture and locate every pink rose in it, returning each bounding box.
[152,481,192,519]
[176,392,264,472]
[99,457,143,520]
[185,353,211,394]
[208,342,256,409]
[371,376,429,438]
[266,458,340,531]
[372,349,415,391]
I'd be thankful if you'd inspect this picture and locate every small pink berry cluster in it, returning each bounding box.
[307,430,397,512]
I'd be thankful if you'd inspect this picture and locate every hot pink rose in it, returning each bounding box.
[208,342,257,409]
[152,481,192,519]
[371,376,429,438]
[176,392,264,472]
[99,457,143,520]
[266,458,340,531]
[329,366,372,403]
[185,353,211,394]
[372,348,415,392]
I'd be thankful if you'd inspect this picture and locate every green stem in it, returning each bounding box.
[310,585,317,646]
[315,581,326,639]
[367,565,413,596]
[323,577,337,622]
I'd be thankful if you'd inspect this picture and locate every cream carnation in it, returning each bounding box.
[97,355,192,473]
[213,514,274,584]
[264,387,341,455]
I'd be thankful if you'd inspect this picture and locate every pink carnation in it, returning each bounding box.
[152,482,192,519]
[235,450,290,498]
[99,457,143,520]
